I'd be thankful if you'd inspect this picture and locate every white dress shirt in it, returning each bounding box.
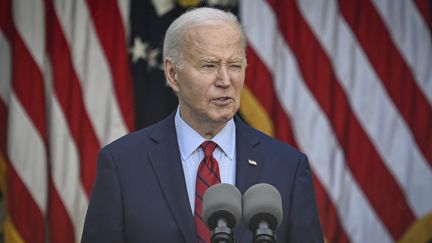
[174,108,237,213]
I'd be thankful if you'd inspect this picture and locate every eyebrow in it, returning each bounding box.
[199,57,244,63]
[228,58,243,63]
[200,57,219,62]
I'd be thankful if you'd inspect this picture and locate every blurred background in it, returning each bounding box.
[0,0,431,242]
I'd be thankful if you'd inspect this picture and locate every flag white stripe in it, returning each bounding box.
[116,0,130,37]
[12,0,46,70]
[371,0,432,106]
[0,30,11,104]
[4,0,130,240]
[43,58,89,241]
[49,97,89,241]
[13,0,89,237]
[8,0,48,215]
[53,0,128,146]
[7,94,48,213]
[298,0,432,217]
[273,43,392,243]
[240,1,392,242]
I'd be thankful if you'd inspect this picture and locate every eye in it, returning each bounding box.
[229,64,242,71]
[202,64,216,70]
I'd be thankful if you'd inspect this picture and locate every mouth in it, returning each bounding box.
[211,96,233,106]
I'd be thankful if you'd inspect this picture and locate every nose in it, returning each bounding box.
[215,66,231,88]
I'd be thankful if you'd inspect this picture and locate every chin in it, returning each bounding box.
[208,104,238,122]
[212,110,236,123]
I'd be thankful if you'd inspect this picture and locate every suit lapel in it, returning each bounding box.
[147,113,197,243]
[146,115,265,242]
[234,116,265,240]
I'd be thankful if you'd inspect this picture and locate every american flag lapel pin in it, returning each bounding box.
[248,159,257,166]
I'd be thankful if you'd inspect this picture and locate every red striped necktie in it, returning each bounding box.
[194,141,221,243]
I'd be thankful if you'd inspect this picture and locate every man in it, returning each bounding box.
[82,7,323,243]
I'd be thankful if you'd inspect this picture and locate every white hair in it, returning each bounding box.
[163,7,246,69]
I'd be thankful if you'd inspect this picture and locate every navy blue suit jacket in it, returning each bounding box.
[81,113,323,242]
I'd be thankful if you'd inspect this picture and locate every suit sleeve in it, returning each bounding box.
[287,154,324,243]
[81,148,124,243]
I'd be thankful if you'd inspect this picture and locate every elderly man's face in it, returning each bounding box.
[167,22,246,134]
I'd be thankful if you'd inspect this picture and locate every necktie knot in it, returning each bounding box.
[201,141,217,158]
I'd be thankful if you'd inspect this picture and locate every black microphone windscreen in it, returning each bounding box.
[203,183,242,229]
[242,183,283,231]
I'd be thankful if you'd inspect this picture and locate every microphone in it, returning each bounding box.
[203,183,242,243]
[242,183,283,243]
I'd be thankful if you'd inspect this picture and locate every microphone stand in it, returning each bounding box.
[252,221,276,243]
[211,217,235,243]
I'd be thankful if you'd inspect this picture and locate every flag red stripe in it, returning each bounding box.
[273,0,415,239]
[44,0,98,240]
[245,47,297,143]
[45,0,99,197]
[414,0,432,30]
[85,0,135,131]
[2,1,79,242]
[0,0,47,143]
[7,163,45,243]
[245,46,350,242]
[11,37,47,140]
[313,174,350,243]
[48,179,75,243]
[339,0,432,168]
[0,100,7,153]
[1,101,45,243]
[0,1,46,242]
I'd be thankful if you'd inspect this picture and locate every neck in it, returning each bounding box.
[179,112,227,139]
[187,119,226,139]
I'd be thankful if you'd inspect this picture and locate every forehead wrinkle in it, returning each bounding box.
[182,24,245,62]
[198,54,244,64]
[200,56,219,62]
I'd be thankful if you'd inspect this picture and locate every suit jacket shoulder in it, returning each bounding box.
[234,116,323,243]
[82,112,198,243]
[102,112,175,158]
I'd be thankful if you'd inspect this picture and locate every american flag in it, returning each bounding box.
[0,0,431,243]
[0,0,133,242]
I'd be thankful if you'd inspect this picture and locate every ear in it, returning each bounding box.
[164,58,180,92]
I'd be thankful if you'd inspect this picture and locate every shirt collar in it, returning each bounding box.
[174,107,236,161]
